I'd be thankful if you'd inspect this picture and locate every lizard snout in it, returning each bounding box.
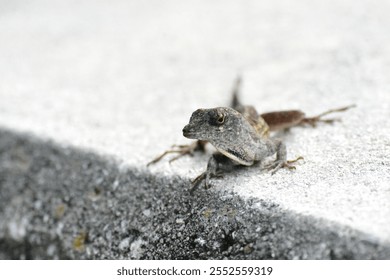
[183,124,197,139]
[182,125,191,136]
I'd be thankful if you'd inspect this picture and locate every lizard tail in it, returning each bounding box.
[231,75,242,110]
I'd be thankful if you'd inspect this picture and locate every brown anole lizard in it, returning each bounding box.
[148,77,354,193]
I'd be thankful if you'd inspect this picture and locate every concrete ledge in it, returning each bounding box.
[1,129,389,259]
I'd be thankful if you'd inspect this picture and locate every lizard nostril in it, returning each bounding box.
[182,125,190,134]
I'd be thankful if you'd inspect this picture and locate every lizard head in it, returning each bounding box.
[182,107,248,142]
[183,107,260,166]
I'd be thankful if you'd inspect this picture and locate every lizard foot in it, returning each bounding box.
[190,172,207,194]
[300,105,356,127]
[147,140,206,166]
[281,156,304,171]
[266,156,304,174]
[189,170,223,194]
[286,156,304,165]
[265,161,284,174]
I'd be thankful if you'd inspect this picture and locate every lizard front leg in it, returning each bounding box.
[190,153,236,194]
[265,138,303,174]
[147,140,207,166]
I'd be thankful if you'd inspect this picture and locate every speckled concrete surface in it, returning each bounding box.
[0,0,390,259]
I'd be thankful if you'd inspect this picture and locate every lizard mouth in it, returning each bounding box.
[182,125,197,138]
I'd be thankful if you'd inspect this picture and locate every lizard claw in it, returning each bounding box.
[281,156,304,172]
[282,162,296,170]
[287,156,304,164]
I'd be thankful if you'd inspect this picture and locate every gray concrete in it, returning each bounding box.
[1,0,390,259]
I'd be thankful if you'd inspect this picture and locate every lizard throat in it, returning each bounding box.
[215,147,253,166]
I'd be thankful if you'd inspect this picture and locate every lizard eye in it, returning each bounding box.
[207,109,226,126]
[216,114,225,125]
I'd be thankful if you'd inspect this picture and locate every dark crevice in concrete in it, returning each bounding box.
[0,128,389,259]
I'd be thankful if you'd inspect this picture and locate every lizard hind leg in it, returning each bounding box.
[300,104,356,127]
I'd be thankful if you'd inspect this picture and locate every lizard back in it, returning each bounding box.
[236,105,270,139]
